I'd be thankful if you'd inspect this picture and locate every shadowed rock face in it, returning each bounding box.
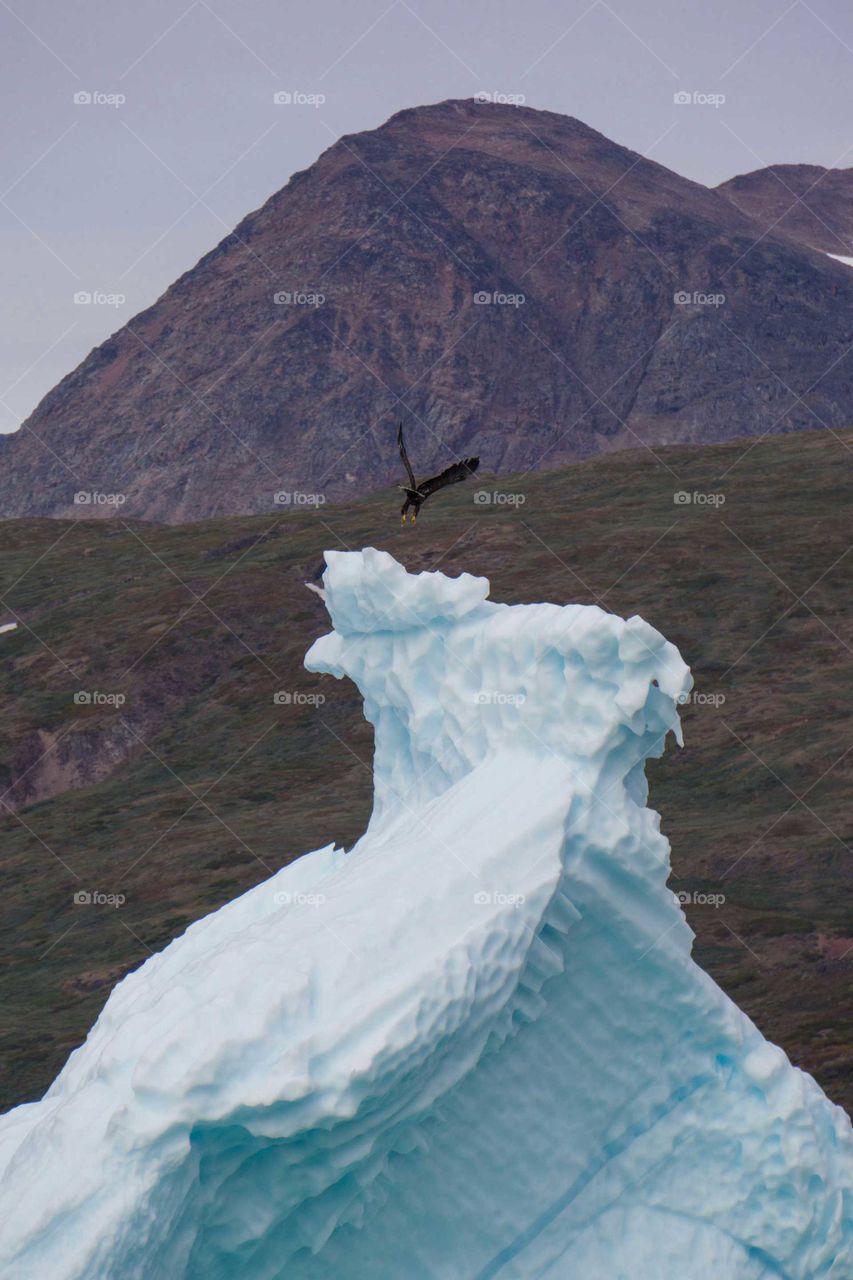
[3,98,853,523]
[718,163,853,256]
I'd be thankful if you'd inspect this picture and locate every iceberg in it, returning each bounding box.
[0,547,850,1279]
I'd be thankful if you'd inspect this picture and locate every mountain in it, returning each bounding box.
[1,547,851,1279]
[718,164,853,256]
[2,99,853,522]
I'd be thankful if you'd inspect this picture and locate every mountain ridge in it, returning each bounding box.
[2,97,853,523]
[717,161,853,256]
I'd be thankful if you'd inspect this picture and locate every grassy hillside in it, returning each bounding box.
[0,427,851,1114]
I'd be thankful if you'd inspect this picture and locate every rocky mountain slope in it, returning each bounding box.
[1,428,851,1115]
[2,99,853,522]
[718,163,853,256]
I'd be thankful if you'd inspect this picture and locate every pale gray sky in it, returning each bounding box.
[2,0,853,430]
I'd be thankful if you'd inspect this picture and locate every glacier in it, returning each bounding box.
[0,546,851,1279]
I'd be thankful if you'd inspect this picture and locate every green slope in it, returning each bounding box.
[0,427,851,1114]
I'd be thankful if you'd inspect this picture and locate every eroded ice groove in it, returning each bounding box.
[0,548,850,1279]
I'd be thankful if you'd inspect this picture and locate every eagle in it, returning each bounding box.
[397,422,479,524]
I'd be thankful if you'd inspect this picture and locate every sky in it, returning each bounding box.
[2,0,853,430]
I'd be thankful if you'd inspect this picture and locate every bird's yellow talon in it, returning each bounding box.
[396,422,479,526]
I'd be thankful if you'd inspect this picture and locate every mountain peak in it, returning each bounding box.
[2,102,853,522]
[718,162,853,255]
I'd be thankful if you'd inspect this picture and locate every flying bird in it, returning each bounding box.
[397,422,479,524]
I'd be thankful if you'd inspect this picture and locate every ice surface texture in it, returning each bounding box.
[0,548,850,1279]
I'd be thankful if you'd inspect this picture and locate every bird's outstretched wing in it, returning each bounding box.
[397,422,417,489]
[418,457,479,498]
